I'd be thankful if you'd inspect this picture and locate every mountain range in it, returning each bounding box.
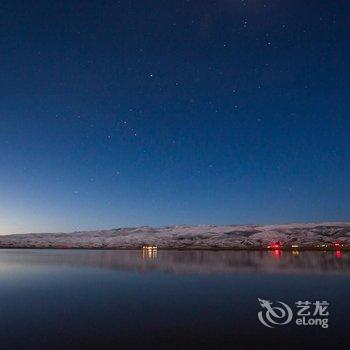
[0,222,349,249]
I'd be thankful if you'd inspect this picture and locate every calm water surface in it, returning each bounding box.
[0,249,349,349]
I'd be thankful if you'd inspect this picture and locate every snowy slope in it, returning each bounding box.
[0,222,350,249]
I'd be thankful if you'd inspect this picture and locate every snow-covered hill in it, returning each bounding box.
[0,222,350,249]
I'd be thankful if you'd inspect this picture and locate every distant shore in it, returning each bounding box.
[0,247,350,251]
[0,222,349,250]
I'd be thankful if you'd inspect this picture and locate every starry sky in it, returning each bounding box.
[1,0,349,234]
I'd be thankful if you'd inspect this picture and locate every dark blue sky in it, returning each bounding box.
[1,0,349,233]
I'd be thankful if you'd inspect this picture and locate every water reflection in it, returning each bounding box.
[0,249,350,275]
[272,250,282,259]
[142,248,157,259]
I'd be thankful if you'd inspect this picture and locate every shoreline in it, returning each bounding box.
[0,246,349,251]
[1,222,349,251]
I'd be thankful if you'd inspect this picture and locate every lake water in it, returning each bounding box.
[0,249,349,349]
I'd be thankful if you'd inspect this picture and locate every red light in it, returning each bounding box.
[335,250,342,259]
[273,249,282,258]
[267,241,282,250]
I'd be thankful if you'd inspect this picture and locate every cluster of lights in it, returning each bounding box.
[266,242,347,250]
[267,241,282,249]
[265,241,346,261]
[142,245,157,250]
[142,245,157,259]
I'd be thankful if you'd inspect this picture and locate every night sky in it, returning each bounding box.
[1,1,349,234]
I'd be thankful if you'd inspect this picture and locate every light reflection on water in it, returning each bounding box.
[0,249,349,349]
[0,249,350,275]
